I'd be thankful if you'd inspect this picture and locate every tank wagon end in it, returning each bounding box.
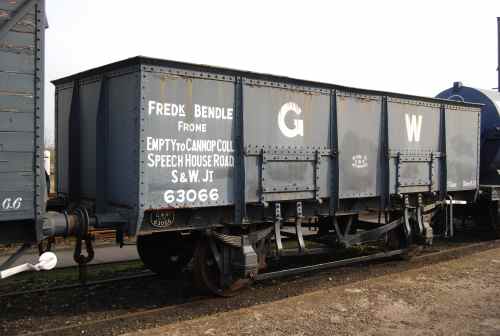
[437,82,500,236]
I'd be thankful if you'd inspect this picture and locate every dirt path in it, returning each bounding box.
[123,247,500,336]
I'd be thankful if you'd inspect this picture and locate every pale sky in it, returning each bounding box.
[44,0,500,145]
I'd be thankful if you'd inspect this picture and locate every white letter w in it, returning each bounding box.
[405,114,422,142]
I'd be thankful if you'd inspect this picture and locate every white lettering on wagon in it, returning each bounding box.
[164,188,219,204]
[145,98,234,205]
[405,113,423,143]
[462,179,477,188]
[1,197,22,210]
[278,102,304,138]
[194,104,233,120]
[148,100,186,117]
[352,155,368,169]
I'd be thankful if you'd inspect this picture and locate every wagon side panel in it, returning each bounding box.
[337,92,382,199]
[106,72,142,208]
[242,81,331,204]
[387,99,442,194]
[78,80,100,199]
[445,105,481,191]
[141,68,235,210]
[54,85,73,195]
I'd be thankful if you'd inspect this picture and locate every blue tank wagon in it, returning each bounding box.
[437,82,500,235]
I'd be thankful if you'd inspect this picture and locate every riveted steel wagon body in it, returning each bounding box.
[45,57,486,294]
[51,57,481,239]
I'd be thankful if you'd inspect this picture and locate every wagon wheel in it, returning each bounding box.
[473,200,500,238]
[193,238,250,297]
[385,217,417,260]
[486,201,500,238]
[136,233,193,278]
[385,224,406,249]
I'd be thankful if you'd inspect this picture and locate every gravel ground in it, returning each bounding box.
[123,246,500,336]
[1,237,497,336]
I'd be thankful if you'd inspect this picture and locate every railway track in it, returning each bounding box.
[0,269,154,299]
[3,236,500,336]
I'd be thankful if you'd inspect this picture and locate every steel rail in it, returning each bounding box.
[0,270,154,299]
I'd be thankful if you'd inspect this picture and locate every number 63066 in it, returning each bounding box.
[163,189,219,204]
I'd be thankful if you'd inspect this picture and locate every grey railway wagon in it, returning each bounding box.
[52,56,481,237]
[0,0,46,243]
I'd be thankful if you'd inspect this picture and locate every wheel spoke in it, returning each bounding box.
[193,238,251,297]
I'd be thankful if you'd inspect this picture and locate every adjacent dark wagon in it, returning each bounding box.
[0,0,46,244]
